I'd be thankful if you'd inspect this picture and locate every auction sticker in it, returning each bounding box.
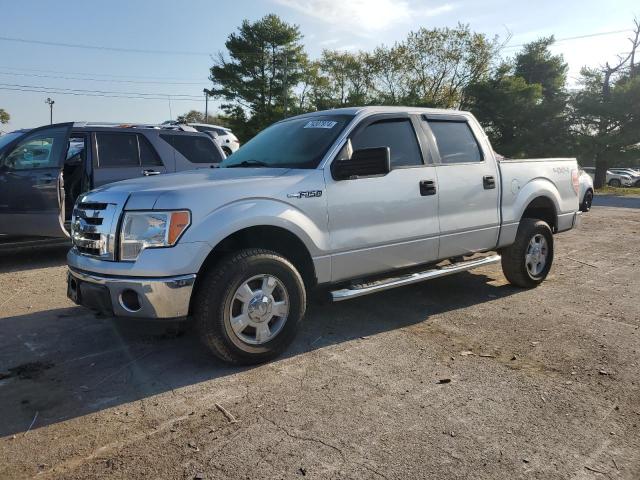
[303,120,337,129]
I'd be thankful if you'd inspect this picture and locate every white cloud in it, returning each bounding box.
[275,0,453,32]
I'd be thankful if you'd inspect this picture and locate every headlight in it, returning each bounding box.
[120,211,190,261]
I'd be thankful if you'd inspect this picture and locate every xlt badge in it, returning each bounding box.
[287,190,323,199]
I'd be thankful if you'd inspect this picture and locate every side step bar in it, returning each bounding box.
[331,254,501,302]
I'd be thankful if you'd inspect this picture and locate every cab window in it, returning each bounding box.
[351,119,423,168]
[426,120,483,164]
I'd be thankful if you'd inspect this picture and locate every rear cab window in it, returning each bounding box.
[425,119,483,164]
[160,134,223,164]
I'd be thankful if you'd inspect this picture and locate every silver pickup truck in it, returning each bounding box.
[67,107,581,364]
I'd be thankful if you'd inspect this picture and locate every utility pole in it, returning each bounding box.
[203,88,210,123]
[282,52,288,118]
[45,97,55,124]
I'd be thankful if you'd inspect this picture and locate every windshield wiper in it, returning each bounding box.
[225,160,270,168]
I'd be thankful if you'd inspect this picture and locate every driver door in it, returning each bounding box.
[0,123,73,237]
[325,114,440,282]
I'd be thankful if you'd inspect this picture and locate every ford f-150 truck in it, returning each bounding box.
[67,107,581,364]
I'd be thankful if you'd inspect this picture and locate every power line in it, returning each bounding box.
[0,82,203,99]
[0,64,207,82]
[0,35,289,58]
[0,86,203,101]
[502,29,631,49]
[0,70,206,85]
[0,35,212,56]
[1,28,634,59]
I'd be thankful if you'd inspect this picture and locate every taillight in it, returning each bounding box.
[571,169,579,195]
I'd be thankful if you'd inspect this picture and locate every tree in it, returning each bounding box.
[0,108,9,124]
[466,64,543,157]
[317,50,375,107]
[465,37,571,158]
[513,37,572,156]
[176,110,227,125]
[369,44,410,105]
[209,14,307,139]
[570,19,640,188]
[402,23,499,108]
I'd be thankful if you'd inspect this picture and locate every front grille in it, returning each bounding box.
[71,200,120,260]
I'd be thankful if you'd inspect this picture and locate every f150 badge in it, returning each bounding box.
[287,190,323,199]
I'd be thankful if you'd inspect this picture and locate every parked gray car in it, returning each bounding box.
[0,123,225,238]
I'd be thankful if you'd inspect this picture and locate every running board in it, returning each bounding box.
[331,254,501,302]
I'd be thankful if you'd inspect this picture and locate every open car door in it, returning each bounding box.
[0,123,73,238]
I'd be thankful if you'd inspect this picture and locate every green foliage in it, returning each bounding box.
[465,38,572,158]
[571,69,640,169]
[466,68,543,157]
[0,108,9,124]
[209,14,307,140]
[176,110,227,126]
[208,13,639,171]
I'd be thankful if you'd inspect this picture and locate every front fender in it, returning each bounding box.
[185,197,330,258]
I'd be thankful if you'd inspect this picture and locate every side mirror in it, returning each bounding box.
[331,146,391,181]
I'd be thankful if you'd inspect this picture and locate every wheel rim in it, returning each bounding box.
[525,234,548,277]
[228,274,290,345]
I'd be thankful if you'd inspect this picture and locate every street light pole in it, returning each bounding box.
[203,89,209,123]
[45,97,55,124]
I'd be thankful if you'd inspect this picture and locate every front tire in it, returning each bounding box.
[580,189,593,212]
[500,219,554,288]
[609,179,621,187]
[194,248,306,364]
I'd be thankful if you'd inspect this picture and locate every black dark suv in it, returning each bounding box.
[0,123,225,238]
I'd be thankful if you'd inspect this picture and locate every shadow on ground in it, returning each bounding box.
[0,269,518,437]
[0,245,69,274]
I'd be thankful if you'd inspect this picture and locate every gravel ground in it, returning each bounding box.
[0,196,639,479]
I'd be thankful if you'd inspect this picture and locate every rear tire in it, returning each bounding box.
[609,179,621,187]
[580,189,593,212]
[194,248,306,364]
[500,219,554,288]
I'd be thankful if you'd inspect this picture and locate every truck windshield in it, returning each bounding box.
[221,115,351,169]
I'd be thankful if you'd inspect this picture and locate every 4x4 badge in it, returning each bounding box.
[287,190,323,199]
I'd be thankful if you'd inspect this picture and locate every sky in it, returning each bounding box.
[0,0,637,131]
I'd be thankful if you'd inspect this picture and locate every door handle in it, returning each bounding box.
[483,175,496,189]
[419,179,436,196]
[142,169,161,176]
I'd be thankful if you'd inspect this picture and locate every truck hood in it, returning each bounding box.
[90,167,292,210]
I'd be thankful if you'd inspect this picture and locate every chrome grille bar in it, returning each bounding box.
[71,200,121,260]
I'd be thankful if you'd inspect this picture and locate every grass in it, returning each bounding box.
[595,186,640,196]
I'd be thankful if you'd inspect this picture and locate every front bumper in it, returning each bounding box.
[67,268,196,320]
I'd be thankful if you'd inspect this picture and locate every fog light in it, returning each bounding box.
[119,289,141,312]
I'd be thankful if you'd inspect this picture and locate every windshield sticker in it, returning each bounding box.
[303,120,337,129]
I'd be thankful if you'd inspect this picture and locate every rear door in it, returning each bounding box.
[159,132,223,170]
[421,115,500,258]
[92,132,167,187]
[0,123,73,237]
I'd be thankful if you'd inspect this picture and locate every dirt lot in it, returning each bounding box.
[1,196,639,480]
